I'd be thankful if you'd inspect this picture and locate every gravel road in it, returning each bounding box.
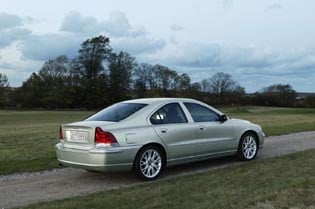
[1,131,315,209]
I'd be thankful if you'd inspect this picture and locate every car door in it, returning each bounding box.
[150,103,198,159]
[183,102,236,154]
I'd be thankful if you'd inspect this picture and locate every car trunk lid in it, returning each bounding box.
[61,121,116,147]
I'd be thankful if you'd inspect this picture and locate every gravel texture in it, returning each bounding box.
[1,131,315,209]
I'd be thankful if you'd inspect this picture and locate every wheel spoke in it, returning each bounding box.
[242,136,257,159]
[139,149,162,178]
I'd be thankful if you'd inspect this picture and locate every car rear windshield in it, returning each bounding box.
[85,103,147,122]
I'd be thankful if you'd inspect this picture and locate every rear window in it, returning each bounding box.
[85,103,147,122]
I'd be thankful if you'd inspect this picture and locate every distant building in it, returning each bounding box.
[296,92,315,100]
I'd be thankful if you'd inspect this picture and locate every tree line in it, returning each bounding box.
[0,35,314,109]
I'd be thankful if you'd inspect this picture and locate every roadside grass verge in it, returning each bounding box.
[18,149,315,209]
[1,106,315,175]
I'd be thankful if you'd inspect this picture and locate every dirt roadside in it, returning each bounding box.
[1,131,314,209]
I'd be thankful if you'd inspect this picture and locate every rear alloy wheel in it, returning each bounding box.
[237,133,258,161]
[135,146,163,180]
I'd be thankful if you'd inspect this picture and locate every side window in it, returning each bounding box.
[184,102,220,122]
[150,103,188,124]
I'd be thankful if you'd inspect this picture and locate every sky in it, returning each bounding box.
[0,0,315,92]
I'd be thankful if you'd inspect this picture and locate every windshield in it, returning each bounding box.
[85,103,147,122]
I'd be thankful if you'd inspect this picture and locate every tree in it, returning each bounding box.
[77,35,111,79]
[208,72,243,103]
[305,96,315,108]
[109,51,136,103]
[200,79,209,93]
[258,84,296,107]
[133,63,153,98]
[199,79,210,98]
[17,73,44,108]
[38,55,71,108]
[184,82,202,99]
[39,56,70,80]
[151,64,178,96]
[177,73,191,91]
[0,73,9,88]
[174,73,191,97]
[75,35,112,109]
[0,73,9,107]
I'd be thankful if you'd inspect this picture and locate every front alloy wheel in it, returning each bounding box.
[237,133,258,161]
[135,146,163,180]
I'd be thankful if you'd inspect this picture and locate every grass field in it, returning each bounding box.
[18,149,315,209]
[0,110,92,175]
[1,106,315,175]
[224,106,315,136]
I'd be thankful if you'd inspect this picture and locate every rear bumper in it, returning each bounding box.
[55,143,140,172]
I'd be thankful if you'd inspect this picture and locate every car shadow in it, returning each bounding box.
[160,156,239,179]
[76,156,240,183]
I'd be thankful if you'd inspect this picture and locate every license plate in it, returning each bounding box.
[69,131,88,142]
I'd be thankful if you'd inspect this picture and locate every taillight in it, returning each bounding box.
[95,127,118,145]
[59,126,63,140]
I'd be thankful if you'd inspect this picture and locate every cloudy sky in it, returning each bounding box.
[1,0,315,92]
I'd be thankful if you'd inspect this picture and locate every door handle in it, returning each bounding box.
[160,128,168,133]
[199,126,206,130]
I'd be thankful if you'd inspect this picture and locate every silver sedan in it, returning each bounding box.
[56,98,265,180]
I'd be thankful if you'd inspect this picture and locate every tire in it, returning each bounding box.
[237,132,258,161]
[134,145,164,180]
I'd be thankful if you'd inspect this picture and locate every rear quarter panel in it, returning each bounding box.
[109,126,162,145]
[106,125,167,155]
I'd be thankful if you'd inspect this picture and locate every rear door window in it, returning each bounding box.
[150,103,187,124]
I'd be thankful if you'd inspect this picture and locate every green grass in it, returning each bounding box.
[0,110,92,175]
[1,106,315,175]
[221,106,315,136]
[18,149,315,209]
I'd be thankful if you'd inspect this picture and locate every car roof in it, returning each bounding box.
[121,98,199,105]
[119,97,224,121]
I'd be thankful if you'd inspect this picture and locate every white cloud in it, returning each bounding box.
[0,10,167,88]
[1,11,165,61]
[0,28,31,47]
[60,11,147,38]
[220,0,233,10]
[102,11,136,37]
[18,33,83,60]
[170,24,184,31]
[0,13,23,30]
[60,11,99,35]
[169,36,178,45]
[160,41,282,69]
[148,40,315,92]
[265,3,283,11]
[0,13,32,47]
[112,36,166,55]
[0,45,43,86]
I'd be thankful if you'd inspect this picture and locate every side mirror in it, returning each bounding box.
[219,115,228,122]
